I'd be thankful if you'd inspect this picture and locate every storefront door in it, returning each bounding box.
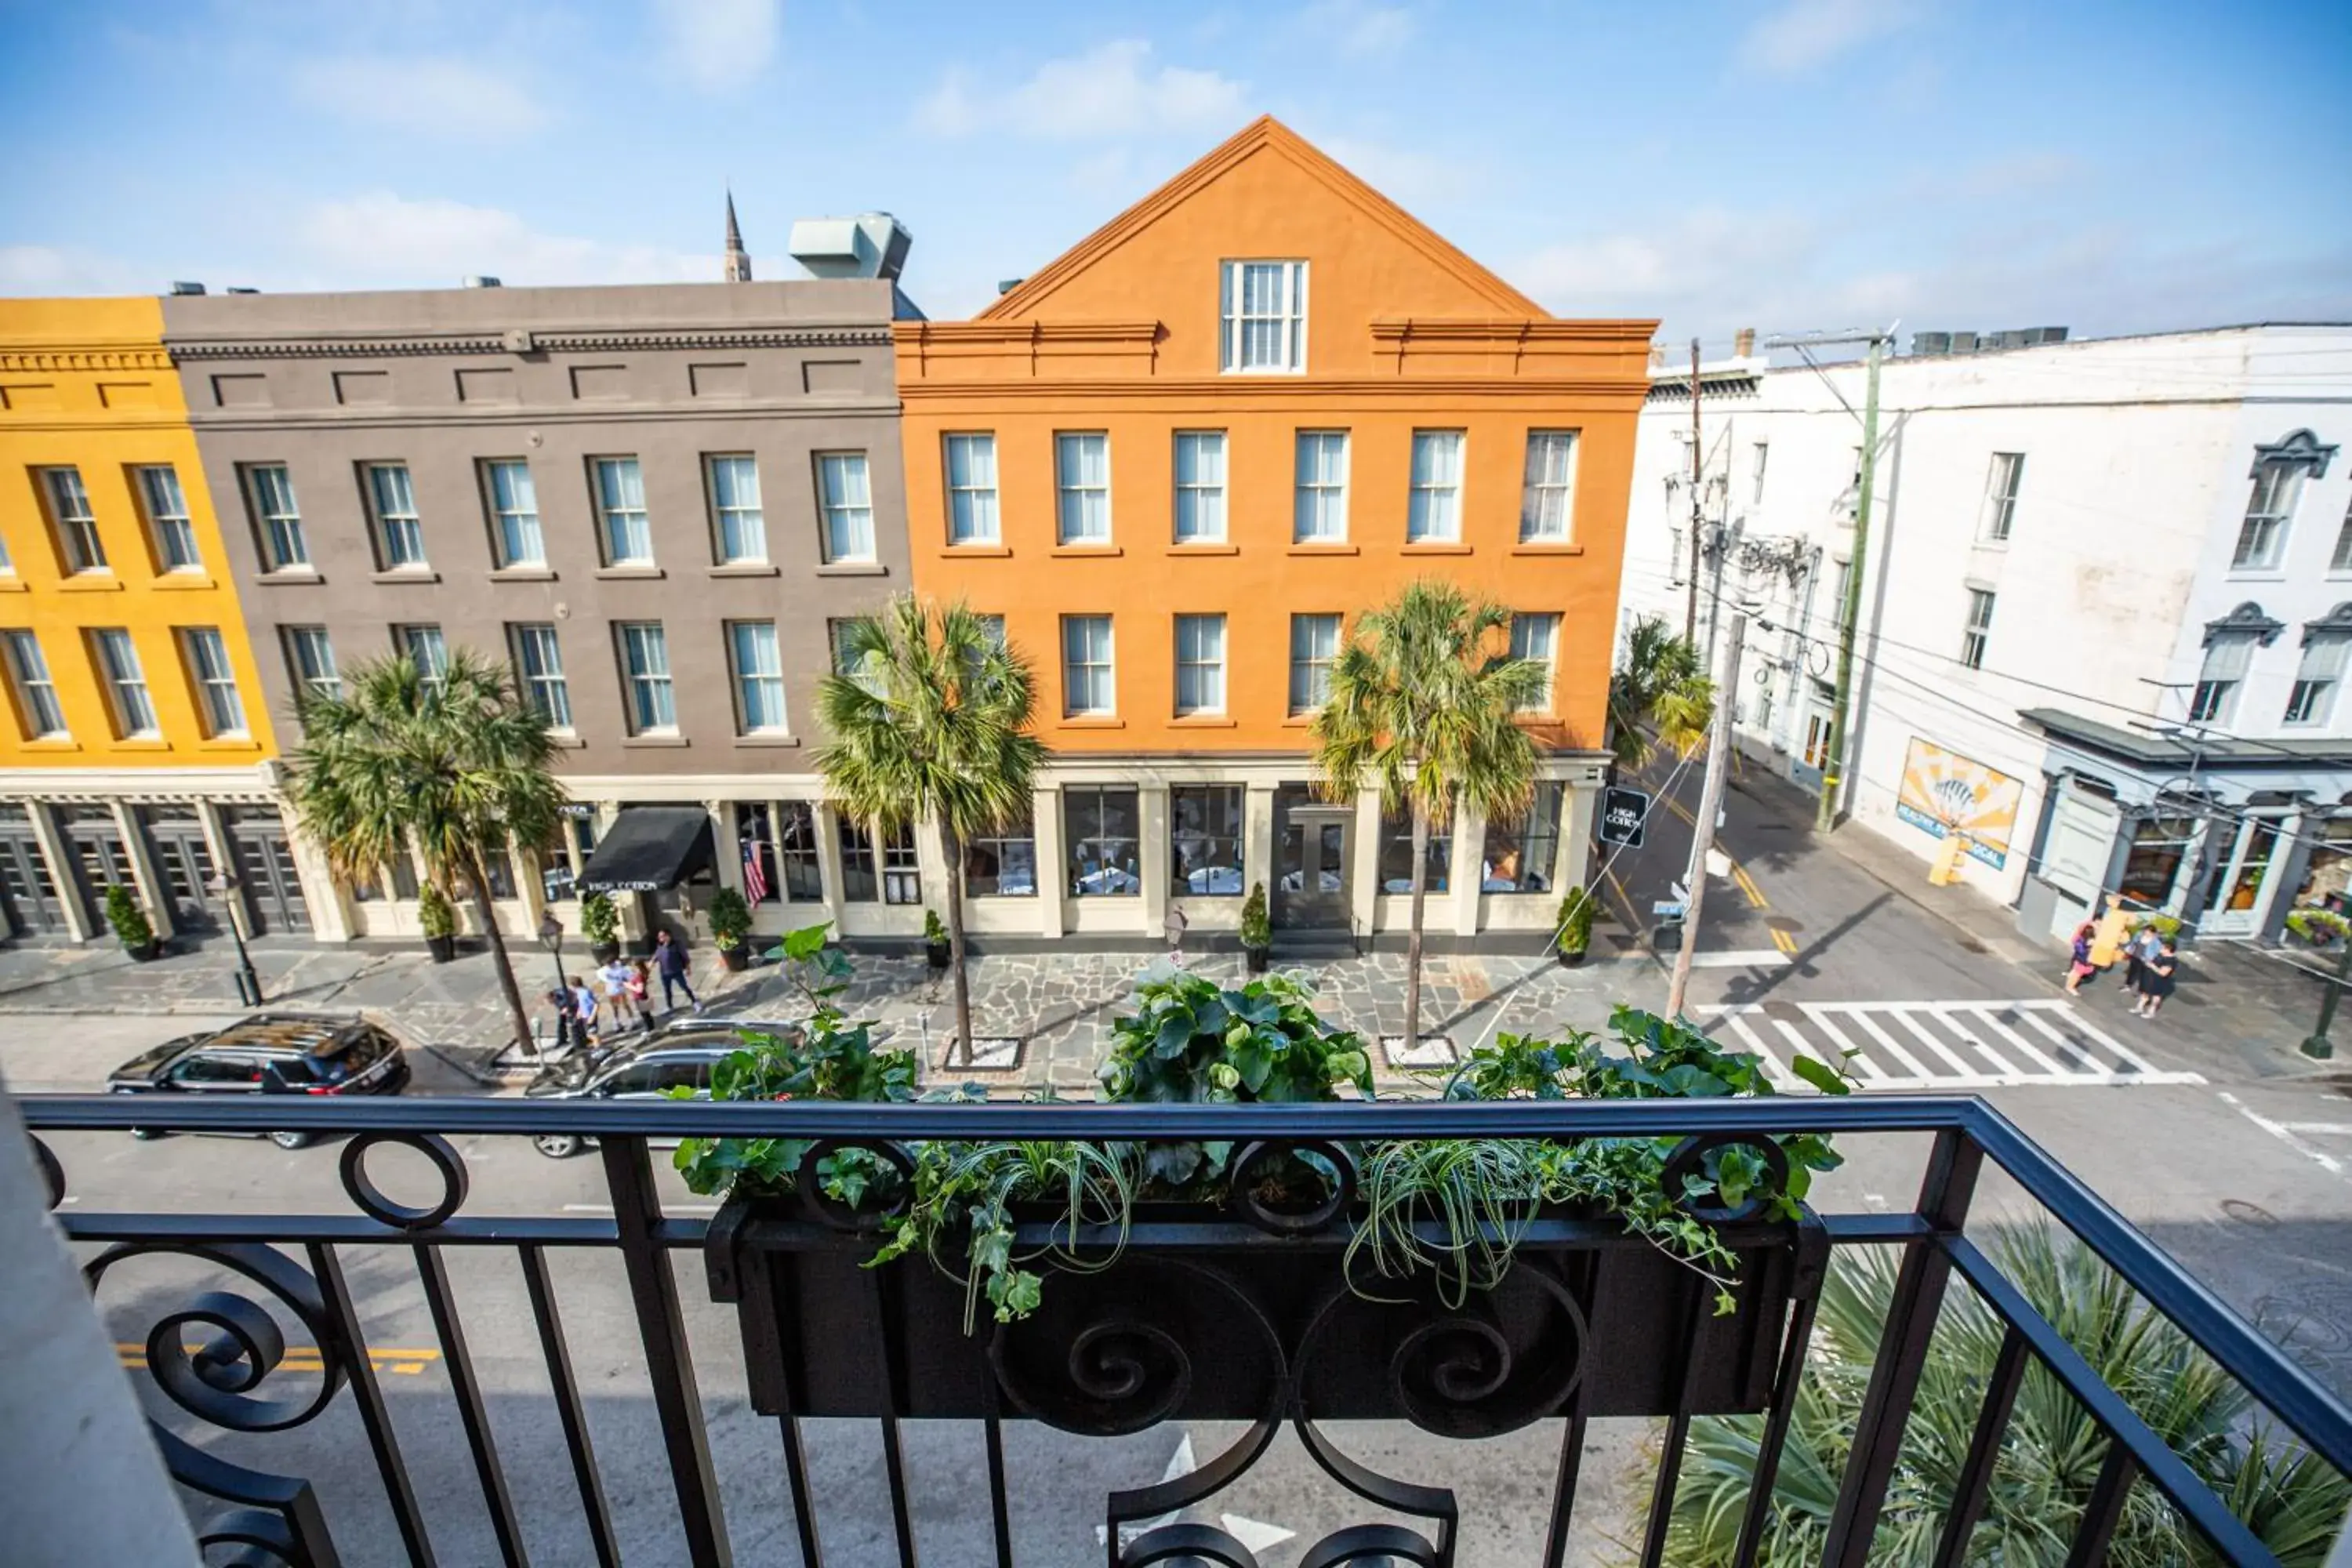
[224,806,312,935]
[2198,816,2283,937]
[0,806,66,938]
[1273,787,1351,931]
[139,808,219,933]
[56,804,134,933]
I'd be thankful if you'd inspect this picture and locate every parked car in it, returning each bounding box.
[522,1017,826,1159]
[107,1014,411,1149]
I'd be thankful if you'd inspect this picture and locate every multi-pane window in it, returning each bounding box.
[839,820,918,903]
[1055,433,1110,544]
[284,626,339,702]
[1294,431,1350,543]
[707,455,766,563]
[1219,260,1307,373]
[510,624,572,729]
[2286,633,2349,727]
[817,452,874,561]
[92,629,156,737]
[1169,785,1243,897]
[2190,633,2256,725]
[1290,613,1341,713]
[829,617,884,696]
[593,457,652,565]
[1408,431,1465,543]
[945,434,1000,545]
[2335,503,2352,574]
[183,628,246,738]
[617,622,676,732]
[1066,787,1140,896]
[395,625,448,689]
[1378,808,1451,895]
[1521,431,1577,542]
[42,468,105,572]
[2,631,66,738]
[776,801,824,901]
[1063,615,1114,716]
[246,465,309,570]
[136,466,199,571]
[2235,463,2303,570]
[735,803,782,905]
[1173,431,1227,543]
[365,463,426,568]
[483,459,543,567]
[1960,589,1997,670]
[1482,782,1563,893]
[964,810,1037,897]
[1174,614,1226,716]
[1510,612,1560,711]
[1751,441,1769,505]
[880,822,920,904]
[728,620,787,733]
[1981,453,2025,542]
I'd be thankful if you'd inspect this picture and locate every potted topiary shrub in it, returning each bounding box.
[1240,880,1272,973]
[105,884,160,962]
[580,891,621,964]
[1555,884,1595,967]
[709,887,753,972]
[416,884,458,963]
[924,908,952,970]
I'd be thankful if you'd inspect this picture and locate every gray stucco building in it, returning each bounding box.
[163,278,911,947]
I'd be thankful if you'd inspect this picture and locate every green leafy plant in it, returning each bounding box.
[1240,881,1272,951]
[1673,1228,2352,1566]
[415,884,457,941]
[1609,614,1715,768]
[104,884,154,951]
[924,908,949,945]
[579,890,619,946]
[2134,912,2183,942]
[2285,909,2347,945]
[1555,884,1597,955]
[706,887,753,953]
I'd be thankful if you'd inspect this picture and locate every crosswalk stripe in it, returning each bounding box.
[1771,1015,1852,1082]
[1965,1006,2078,1076]
[1934,1005,2046,1077]
[1704,999,2205,1091]
[1717,1009,1794,1087]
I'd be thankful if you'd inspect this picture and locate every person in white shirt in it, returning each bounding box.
[599,956,641,1033]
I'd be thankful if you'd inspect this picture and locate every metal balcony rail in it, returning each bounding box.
[20,1092,2352,1568]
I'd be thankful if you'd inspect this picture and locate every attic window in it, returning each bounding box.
[1220,260,1306,374]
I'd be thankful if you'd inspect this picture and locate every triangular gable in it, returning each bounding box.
[978,116,1547,323]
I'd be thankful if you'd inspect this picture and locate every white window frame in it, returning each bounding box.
[284,626,339,702]
[1294,431,1350,543]
[2333,503,2352,575]
[2,630,66,738]
[1960,588,1996,670]
[1174,614,1226,716]
[42,467,105,574]
[816,452,875,563]
[617,622,677,733]
[1521,431,1578,543]
[363,463,426,570]
[1219,260,1308,374]
[395,625,449,690]
[93,628,157,738]
[1289,613,1341,714]
[2285,633,2349,727]
[136,465,200,572]
[1408,430,1466,543]
[1173,431,1227,543]
[1981,453,2024,543]
[592,456,653,567]
[482,459,544,568]
[728,620,789,734]
[945,434,1000,546]
[1510,612,1560,712]
[246,465,310,571]
[184,626,247,738]
[706,454,767,564]
[1055,433,1111,545]
[2190,633,2255,725]
[1751,441,1769,506]
[510,623,572,730]
[2234,463,2303,571]
[1062,615,1115,717]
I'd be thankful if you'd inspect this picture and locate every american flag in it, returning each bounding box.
[742,838,770,902]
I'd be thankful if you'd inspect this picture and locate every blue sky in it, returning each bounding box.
[2,0,2347,349]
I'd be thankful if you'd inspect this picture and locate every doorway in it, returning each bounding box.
[1273,786,1352,931]
[56,804,135,933]
[2198,815,2283,938]
[223,806,312,935]
[0,804,67,938]
[140,808,220,934]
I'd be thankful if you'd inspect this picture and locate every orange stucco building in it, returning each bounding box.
[898,117,1653,949]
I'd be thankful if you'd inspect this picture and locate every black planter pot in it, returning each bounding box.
[718,945,748,973]
[425,935,457,964]
[1244,945,1271,974]
[124,939,161,964]
[1555,946,1587,967]
[925,941,952,971]
[590,939,622,965]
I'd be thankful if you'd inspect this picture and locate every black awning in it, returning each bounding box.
[577,808,717,894]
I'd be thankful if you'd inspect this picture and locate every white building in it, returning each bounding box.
[1621,324,2352,946]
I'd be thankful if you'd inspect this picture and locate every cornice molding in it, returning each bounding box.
[168,325,891,361]
[183,399,899,432]
[0,346,174,373]
[894,376,1648,401]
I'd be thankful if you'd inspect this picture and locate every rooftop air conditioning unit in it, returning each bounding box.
[1911,332,1951,356]
[169,281,206,296]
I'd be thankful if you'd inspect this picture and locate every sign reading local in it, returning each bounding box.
[1599,786,1650,848]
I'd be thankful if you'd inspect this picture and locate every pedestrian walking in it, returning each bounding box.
[2122,922,2163,996]
[654,929,702,1014]
[626,958,653,1031]
[2134,938,2180,1018]
[568,975,602,1045]
[599,955,641,1033]
[2063,922,2097,996]
[545,988,582,1058]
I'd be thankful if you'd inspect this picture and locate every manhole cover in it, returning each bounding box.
[1764,914,1804,934]
[2221,1199,2278,1228]
[1380,1034,1457,1068]
[938,1036,1025,1072]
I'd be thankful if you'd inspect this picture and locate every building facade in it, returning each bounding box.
[895,118,1650,949]
[0,297,286,945]
[163,278,914,946]
[1620,325,2352,946]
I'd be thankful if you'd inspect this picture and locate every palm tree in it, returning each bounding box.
[1312,579,1548,1054]
[284,648,561,1054]
[1608,613,1714,768]
[816,596,1044,1067]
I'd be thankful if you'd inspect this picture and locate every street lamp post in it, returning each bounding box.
[538,910,567,1059]
[206,871,264,1008]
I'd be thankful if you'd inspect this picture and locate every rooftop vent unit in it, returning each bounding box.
[226,287,260,295]
[1911,332,1951,356]
[999,278,1025,296]
[464,275,503,289]
[786,212,912,281]
[169,281,205,296]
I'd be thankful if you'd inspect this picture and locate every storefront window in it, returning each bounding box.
[964,811,1037,897]
[1481,782,1563,892]
[778,803,822,901]
[2293,817,2352,913]
[738,803,781,904]
[881,824,920,906]
[1379,808,1450,895]
[1066,788,1140,896]
[2118,815,2197,909]
[840,821,879,903]
[1170,786,1243,897]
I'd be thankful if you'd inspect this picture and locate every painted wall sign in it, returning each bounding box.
[1895,737,2023,869]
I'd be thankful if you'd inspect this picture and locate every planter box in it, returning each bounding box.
[925,942,952,971]
[425,935,457,964]
[706,1189,1812,1432]
[718,946,748,973]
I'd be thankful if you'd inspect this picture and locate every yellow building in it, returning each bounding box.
[0,298,305,944]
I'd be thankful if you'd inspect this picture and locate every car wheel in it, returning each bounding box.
[533,1133,584,1160]
[130,1127,167,1142]
[269,1130,314,1151]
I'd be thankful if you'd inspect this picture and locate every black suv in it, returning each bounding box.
[522,1018,814,1159]
[107,1014,412,1149]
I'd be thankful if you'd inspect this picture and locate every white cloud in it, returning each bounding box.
[1298,0,1415,57]
[1737,0,1924,74]
[916,41,1247,140]
[299,193,710,288]
[293,56,550,140]
[652,0,781,91]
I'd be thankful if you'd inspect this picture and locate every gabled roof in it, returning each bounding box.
[978,115,1547,322]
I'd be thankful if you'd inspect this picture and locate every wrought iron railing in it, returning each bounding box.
[19,1093,2352,1568]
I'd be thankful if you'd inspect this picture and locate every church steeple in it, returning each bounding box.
[724,191,751,283]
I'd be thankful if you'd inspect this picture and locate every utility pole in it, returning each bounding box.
[1685,337,1703,643]
[1807,331,1888,832]
[1668,613,1746,1020]
[2302,937,2347,1060]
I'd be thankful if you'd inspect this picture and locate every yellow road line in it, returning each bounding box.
[1770,927,1798,955]
[1733,865,1769,909]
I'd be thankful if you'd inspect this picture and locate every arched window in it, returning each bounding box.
[2234,429,2337,571]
